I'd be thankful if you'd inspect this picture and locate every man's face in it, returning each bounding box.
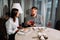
[31,8,38,16]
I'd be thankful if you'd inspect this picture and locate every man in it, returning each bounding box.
[24,7,41,27]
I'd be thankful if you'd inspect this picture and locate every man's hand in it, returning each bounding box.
[27,21,32,25]
[26,20,35,26]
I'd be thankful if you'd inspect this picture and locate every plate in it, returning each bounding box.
[17,28,31,35]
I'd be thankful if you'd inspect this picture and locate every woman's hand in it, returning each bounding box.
[17,26,23,29]
[15,30,19,34]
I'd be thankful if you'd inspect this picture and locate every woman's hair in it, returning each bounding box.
[10,8,18,22]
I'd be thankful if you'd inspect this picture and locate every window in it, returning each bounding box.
[48,0,52,2]
[33,0,42,15]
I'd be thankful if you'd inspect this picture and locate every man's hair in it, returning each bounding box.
[31,7,38,10]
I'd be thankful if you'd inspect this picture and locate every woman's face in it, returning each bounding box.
[16,12,20,17]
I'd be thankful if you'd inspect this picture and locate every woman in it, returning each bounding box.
[6,8,21,40]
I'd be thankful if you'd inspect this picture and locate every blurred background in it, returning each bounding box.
[0,0,60,30]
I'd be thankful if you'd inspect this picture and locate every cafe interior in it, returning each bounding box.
[0,0,60,40]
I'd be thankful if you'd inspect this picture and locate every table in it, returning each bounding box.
[15,27,60,40]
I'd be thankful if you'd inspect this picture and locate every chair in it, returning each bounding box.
[0,18,8,40]
[55,20,60,30]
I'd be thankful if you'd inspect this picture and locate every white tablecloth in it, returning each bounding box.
[15,27,60,40]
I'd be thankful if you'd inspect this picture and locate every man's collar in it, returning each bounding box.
[31,14,37,18]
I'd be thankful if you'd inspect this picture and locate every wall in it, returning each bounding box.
[24,0,33,16]
[0,0,8,17]
[0,0,3,17]
[56,0,60,21]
